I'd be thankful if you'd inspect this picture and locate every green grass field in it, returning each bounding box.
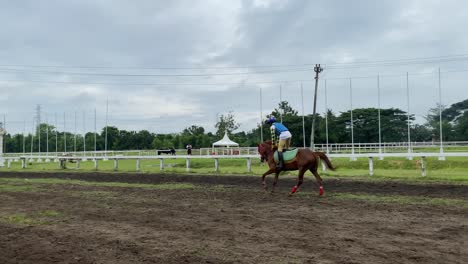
[1,156,467,183]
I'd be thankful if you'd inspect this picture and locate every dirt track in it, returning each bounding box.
[0,172,467,264]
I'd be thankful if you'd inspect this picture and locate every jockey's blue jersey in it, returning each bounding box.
[272,122,288,135]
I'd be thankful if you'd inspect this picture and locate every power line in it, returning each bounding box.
[0,78,315,86]
[325,56,468,69]
[324,53,468,67]
[322,68,468,81]
[0,53,467,71]
[0,67,316,77]
[2,68,468,86]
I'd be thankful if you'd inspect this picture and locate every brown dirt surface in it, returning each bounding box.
[0,172,467,264]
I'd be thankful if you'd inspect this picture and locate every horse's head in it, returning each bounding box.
[257,141,274,162]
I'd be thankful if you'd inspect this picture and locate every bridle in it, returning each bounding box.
[257,143,270,163]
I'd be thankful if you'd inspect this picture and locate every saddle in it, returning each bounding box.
[273,148,298,164]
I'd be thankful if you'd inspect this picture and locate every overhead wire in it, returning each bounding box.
[1,68,468,86]
[0,53,467,71]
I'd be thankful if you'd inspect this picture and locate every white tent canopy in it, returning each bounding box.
[211,132,240,155]
[212,132,239,147]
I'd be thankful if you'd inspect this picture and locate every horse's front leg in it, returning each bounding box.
[271,172,280,194]
[262,168,275,191]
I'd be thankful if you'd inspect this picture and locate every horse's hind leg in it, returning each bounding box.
[310,168,324,196]
[289,167,307,196]
[271,172,280,193]
[262,168,275,191]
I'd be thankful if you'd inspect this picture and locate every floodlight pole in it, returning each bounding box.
[46,113,49,157]
[74,111,77,154]
[438,68,444,159]
[259,88,263,142]
[301,83,306,148]
[324,79,329,154]
[64,112,67,153]
[94,108,97,157]
[406,72,412,158]
[55,113,58,156]
[23,120,26,154]
[377,75,382,157]
[310,64,323,150]
[105,98,108,157]
[83,111,86,157]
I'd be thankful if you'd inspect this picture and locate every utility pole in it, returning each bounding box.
[310,64,323,150]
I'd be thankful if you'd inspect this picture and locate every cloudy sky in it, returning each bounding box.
[1,0,468,135]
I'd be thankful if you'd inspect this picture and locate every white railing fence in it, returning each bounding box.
[1,150,467,177]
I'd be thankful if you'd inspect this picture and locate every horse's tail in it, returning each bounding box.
[315,152,336,171]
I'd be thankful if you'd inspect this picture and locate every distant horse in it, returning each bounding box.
[257,140,335,196]
[157,148,176,155]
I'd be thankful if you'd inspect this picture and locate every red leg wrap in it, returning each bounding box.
[291,185,298,194]
[319,186,324,196]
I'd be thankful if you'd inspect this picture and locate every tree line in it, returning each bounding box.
[3,99,467,153]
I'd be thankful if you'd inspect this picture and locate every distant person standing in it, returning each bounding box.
[186,144,192,155]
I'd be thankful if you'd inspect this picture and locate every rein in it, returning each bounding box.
[258,142,274,162]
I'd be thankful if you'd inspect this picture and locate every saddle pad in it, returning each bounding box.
[274,149,298,163]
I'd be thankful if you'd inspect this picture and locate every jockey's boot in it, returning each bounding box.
[277,151,284,169]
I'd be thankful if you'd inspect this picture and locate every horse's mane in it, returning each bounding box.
[259,140,277,153]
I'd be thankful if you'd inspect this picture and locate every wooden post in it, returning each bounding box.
[159,159,164,172]
[421,156,427,177]
[368,157,374,176]
[186,158,190,172]
[247,158,252,173]
[136,159,140,172]
[113,159,118,171]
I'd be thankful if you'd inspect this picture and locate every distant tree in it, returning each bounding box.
[425,99,468,141]
[101,126,119,150]
[215,111,240,137]
[272,101,298,120]
[335,108,414,143]
[454,112,468,140]
[182,125,205,136]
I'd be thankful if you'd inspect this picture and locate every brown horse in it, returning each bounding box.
[257,140,335,196]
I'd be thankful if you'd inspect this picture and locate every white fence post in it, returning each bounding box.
[136,159,140,172]
[22,158,26,169]
[247,158,252,173]
[321,161,326,172]
[186,158,190,172]
[368,157,374,176]
[94,159,98,170]
[113,159,118,171]
[421,156,426,177]
[214,158,219,173]
[76,160,80,169]
[7,159,12,169]
[160,158,164,172]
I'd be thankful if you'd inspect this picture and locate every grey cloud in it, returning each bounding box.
[1,0,468,135]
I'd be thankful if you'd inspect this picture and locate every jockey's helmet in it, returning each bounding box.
[265,116,276,124]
